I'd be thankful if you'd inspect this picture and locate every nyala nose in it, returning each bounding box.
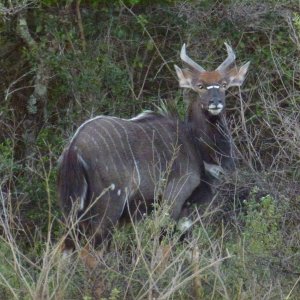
[209,99,222,106]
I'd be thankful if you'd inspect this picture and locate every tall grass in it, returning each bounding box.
[0,2,299,299]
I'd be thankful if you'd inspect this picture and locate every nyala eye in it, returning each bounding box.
[222,82,227,88]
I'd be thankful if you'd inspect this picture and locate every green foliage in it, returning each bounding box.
[217,189,300,298]
[41,0,177,6]
[293,12,300,34]
[0,140,16,175]
[1,0,300,298]
[0,241,19,299]
[242,191,282,255]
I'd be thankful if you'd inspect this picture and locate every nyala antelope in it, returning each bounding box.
[58,43,249,251]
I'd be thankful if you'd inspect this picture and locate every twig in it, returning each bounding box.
[120,1,174,75]
[76,0,86,52]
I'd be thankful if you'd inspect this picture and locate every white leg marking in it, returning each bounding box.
[178,217,193,232]
[62,248,73,260]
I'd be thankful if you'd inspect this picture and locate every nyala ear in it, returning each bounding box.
[174,65,193,88]
[227,61,250,87]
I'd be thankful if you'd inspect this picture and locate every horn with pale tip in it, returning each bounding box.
[216,42,236,71]
[180,43,206,72]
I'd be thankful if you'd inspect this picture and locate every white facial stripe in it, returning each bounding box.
[206,85,220,89]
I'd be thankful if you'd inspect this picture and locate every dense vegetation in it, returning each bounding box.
[0,0,299,299]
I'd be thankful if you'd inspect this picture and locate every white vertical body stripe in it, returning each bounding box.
[70,115,104,143]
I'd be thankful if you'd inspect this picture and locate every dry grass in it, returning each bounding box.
[1,52,300,300]
[0,3,299,299]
